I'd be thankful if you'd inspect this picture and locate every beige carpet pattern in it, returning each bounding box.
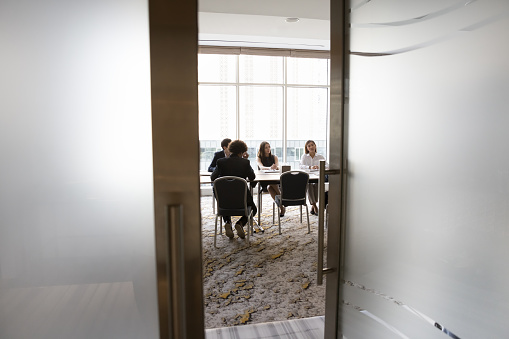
[201,195,327,329]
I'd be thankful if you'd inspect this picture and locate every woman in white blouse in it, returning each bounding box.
[300,140,329,215]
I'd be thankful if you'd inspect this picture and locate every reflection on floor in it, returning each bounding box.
[205,316,324,339]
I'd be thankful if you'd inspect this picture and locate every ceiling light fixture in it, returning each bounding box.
[285,17,299,23]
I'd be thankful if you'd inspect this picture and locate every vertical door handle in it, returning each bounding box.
[166,204,187,339]
[317,160,340,285]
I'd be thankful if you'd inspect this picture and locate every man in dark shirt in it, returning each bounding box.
[211,139,257,239]
[208,138,249,172]
[207,138,231,172]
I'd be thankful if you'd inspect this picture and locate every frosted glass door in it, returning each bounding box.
[0,1,158,338]
[342,0,509,338]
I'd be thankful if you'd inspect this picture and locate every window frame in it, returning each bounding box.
[198,47,330,170]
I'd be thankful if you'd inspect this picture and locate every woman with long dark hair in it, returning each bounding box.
[257,141,285,216]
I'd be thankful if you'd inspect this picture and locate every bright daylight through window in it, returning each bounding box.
[198,52,330,170]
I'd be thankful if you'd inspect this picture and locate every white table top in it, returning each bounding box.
[200,170,319,184]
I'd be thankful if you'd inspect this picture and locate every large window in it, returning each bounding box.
[198,51,329,170]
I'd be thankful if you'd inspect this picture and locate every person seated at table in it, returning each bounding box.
[256,141,285,217]
[211,140,257,239]
[208,138,231,172]
[299,140,329,215]
[208,138,250,172]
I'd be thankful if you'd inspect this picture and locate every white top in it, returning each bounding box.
[299,153,329,170]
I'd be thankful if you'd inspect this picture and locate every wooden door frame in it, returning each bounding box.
[149,0,204,338]
[325,0,348,337]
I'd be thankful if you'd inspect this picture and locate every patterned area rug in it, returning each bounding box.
[201,195,327,329]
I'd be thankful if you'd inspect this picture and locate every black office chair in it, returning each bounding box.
[274,171,310,235]
[213,176,254,247]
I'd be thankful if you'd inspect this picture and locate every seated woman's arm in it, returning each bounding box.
[257,157,271,170]
[272,155,279,170]
[300,154,311,169]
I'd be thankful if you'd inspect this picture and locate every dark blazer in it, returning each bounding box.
[208,150,226,172]
[211,154,256,183]
[211,155,257,211]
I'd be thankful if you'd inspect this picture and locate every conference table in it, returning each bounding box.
[200,169,321,230]
[199,169,320,184]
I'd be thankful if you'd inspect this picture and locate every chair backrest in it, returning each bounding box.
[213,176,249,216]
[280,171,309,205]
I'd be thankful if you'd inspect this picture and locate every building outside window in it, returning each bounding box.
[198,51,330,171]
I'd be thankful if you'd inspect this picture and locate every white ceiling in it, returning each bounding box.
[198,0,331,50]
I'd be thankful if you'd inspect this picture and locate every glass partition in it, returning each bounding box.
[0,0,158,338]
[343,0,509,337]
